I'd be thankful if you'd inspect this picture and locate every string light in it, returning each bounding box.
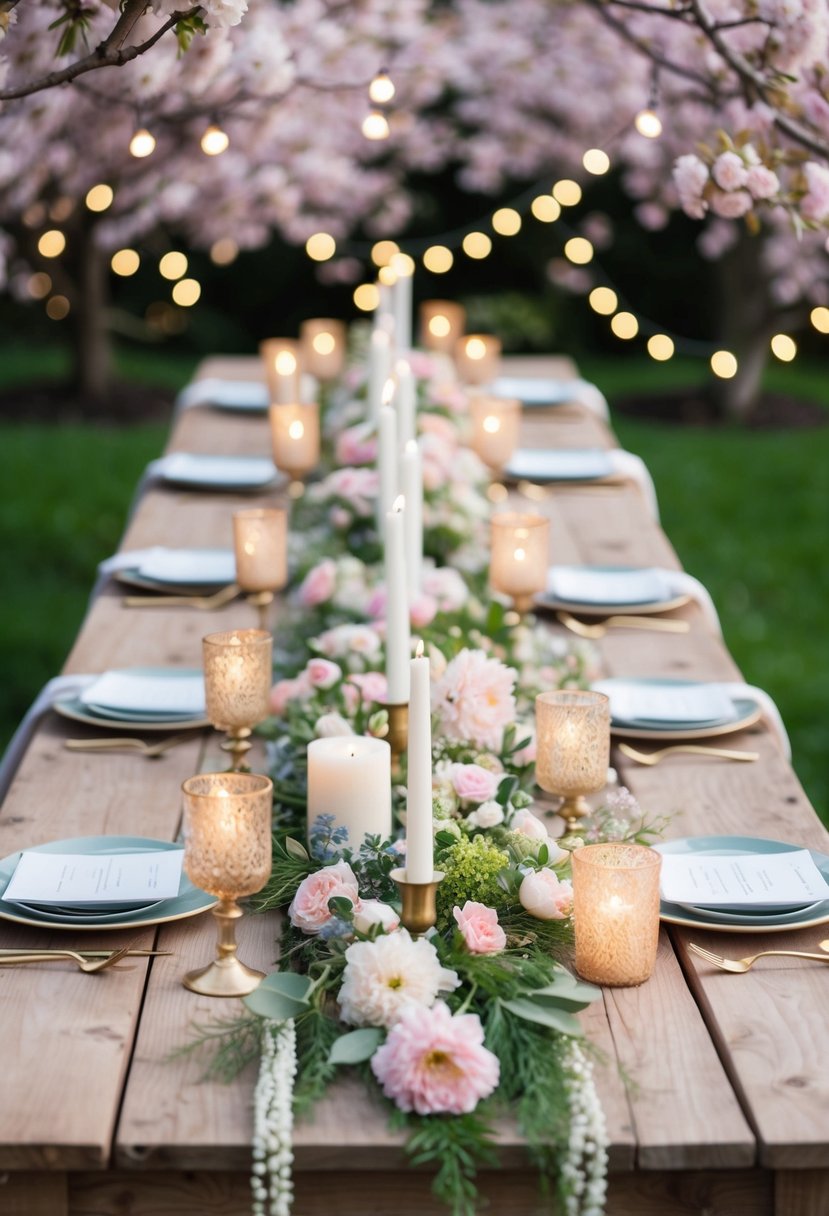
[610,311,638,339]
[306,232,336,261]
[710,350,738,378]
[589,286,617,315]
[462,231,492,259]
[369,69,395,104]
[770,333,796,361]
[647,334,675,361]
[583,149,610,175]
[129,127,156,158]
[635,108,663,138]
[159,251,188,281]
[390,251,415,277]
[492,207,521,236]
[564,237,593,265]
[378,264,397,286]
[422,244,453,273]
[371,240,399,266]
[210,238,238,265]
[552,179,582,206]
[362,109,390,140]
[37,230,66,258]
[200,122,230,156]
[111,249,140,276]
[353,283,379,311]
[531,195,560,222]
[810,306,829,333]
[172,278,201,306]
[45,295,70,320]
[85,184,113,212]
[27,273,52,299]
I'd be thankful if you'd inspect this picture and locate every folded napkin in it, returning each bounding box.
[0,675,96,806]
[545,565,722,635]
[504,448,659,522]
[485,376,609,419]
[138,548,236,586]
[175,378,269,413]
[146,452,278,488]
[593,679,738,725]
[80,670,206,716]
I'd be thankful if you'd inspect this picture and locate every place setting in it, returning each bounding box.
[593,676,763,743]
[146,451,283,493]
[53,666,210,732]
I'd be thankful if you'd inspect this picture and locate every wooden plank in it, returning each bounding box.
[775,1170,829,1215]
[0,1172,67,1216]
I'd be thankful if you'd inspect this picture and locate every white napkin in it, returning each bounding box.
[175,378,269,412]
[593,679,738,724]
[485,376,609,418]
[0,675,96,806]
[547,566,673,605]
[138,549,236,586]
[719,682,790,759]
[505,448,614,482]
[608,450,659,522]
[661,570,722,636]
[80,670,206,716]
[148,452,278,488]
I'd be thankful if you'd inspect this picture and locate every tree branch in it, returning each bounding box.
[0,1,200,101]
[590,0,719,95]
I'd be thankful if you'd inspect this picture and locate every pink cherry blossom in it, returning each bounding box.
[712,151,748,192]
[288,861,359,935]
[453,901,507,954]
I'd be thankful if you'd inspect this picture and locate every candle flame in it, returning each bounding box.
[466,337,487,360]
[428,314,450,337]
[514,547,526,561]
[415,639,424,659]
[275,351,297,375]
[483,414,500,434]
[312,332,335,355]
[288,419,305,440]
[393,494,406,512]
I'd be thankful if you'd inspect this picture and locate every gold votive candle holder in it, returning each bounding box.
[390,867,445,936]
[454,333,501,385]
[268,401,320,481]
[535,690,610,830]
[232,507,288,630]
[182,771,273,997]
[572,843,662,987]
[490,511,549,614]
[469,394,521,470]
[260,337,302,404]
[419,300,466,353]
[202,628,272,770]
[300,317,346,381]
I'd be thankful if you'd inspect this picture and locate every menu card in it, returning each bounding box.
[4,850,183,906]
[660,850,829,909]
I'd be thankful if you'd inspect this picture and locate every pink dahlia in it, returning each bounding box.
[371,1001,500,1115]
[432,648,516,750]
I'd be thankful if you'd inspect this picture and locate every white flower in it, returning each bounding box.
[314,713,355,738]
[467,799,504,828]
[353,899,400,935]
[338,928,460,1028]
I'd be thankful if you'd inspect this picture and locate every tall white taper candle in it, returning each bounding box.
[405,642,433,883]
[401,439,423,602]
[384,496,411,704]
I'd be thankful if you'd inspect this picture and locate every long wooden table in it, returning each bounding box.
[1,355,827,1216]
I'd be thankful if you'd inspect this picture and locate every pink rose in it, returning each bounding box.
[453,901,507,954]
[336,425,377,467]
[410,593,438,628]
[348,671,389,704]
[269,674,310,716]
[371,1001,500,1115]
[511,808,547,840]
[449,762,500,805]
[288,861,359,934]
[519,869,573,920]
[306,657,341,689]
[298,559,337,607]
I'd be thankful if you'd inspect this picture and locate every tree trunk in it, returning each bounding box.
[68,221,112,405]
[710,227,772,423]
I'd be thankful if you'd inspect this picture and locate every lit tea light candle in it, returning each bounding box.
[306,736,392,848]
[419,300,466,353]
[384,495,411,704]
[535,689,610,830]
[202,628,272,768]
[232,507,288,593]
[469,394,521,469]
[572,843,662,986]
[490,511,549,613]
[455,333,501,385]
[260,338,302,403]
[268,401,320,480]
[300,318,346,381]
[405,641,433,883]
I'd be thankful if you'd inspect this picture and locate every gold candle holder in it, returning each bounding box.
[419,300,466,353]
[390,867,444,936]
[182,771,273,997]
[260,337,302,404]
[300,317,346,381]
[268,401,320,482]
[454,333,501,385]
[469,394,521,471]
[490,512,549,615]
[232,507,288,630]
[535,690,610,831]
[382,700,409,773]
[572,843,662,987]
[203,629,272,771]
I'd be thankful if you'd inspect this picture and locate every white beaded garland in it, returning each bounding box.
[251,1019,298,1216]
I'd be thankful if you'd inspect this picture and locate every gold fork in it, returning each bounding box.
[556,610,690,639]
[0,944,135,973]
[688,941,829,974]
[618,742,759,766]
[123,583,240,610]
[64,733,197,758]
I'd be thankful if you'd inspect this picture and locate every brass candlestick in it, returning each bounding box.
[184,898,265,997]
[382,701,409,773]
[222,725,253,772]
[535,690,611,835]
[247,589,274,632]
[390,868,444,936]
[203,629,272,774]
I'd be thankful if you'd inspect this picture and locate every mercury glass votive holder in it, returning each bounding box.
[300,317,346,381]
[490,512,549,614]
[572,843,662,987]
[419,300,466,354]
[182,771,273,997]
[202,628,272,770]
[535,690,610,830]
[469,394,521,470]
[232,507,288,630]
[268,401,320,481]
[260,337,302,404]
[454,333,501,385]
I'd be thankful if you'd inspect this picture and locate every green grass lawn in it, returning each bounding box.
[0,346,826,823]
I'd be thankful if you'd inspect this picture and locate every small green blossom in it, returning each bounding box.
[436,833,510,928]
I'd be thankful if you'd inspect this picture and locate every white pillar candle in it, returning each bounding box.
[405,644,433,883]
[377,398,398,521]
[307,736,392,849]
[368,328,392,422]
[400,439,423,602]
[395,357,417,447]
[384,497,411,704]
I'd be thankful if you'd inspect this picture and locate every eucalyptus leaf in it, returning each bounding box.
[502,997,583,1037]
[257,970,314,999]
[328,1027,383,1065]
[243,985,311,1021]
[285,836,310,861]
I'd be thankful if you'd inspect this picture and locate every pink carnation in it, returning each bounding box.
[370,1001,500,1115]
[298,559,337,607]
[519,869,573,920]
[453,901,507,954]
[336,424,377,467]
[432,648,516,750]
[306,657,342,689]
[288,861,359,934]
[449,762,500,805]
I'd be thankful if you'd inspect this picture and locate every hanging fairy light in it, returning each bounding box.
[201,122,230,156]
[129,126,156,158]
[770,333,796,361]
[710,350,738,378]
[362,109,390,140]
[583,148,610,175]
[369,69,395,104]
[635,108,663,138]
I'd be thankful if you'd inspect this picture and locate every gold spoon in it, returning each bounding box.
[557,610,689,639]
[123,583,240,610]
[618,742,759,765]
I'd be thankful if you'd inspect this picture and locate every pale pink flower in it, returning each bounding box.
[298,558,337,607]
[269,673,310,716]
[673,154,709,218]
[421,566,468,612]
[371,1001,500,1115]
[512,723,537,765]
[801,161,829,222]
[453,901,507,954]
[450,762,500,805]
[289,861,360,934]
[407,350,439,379]
[353,899,400,935]
[466,799,504,828]
[432,648,517,750]
[338,929,459,1028]
[329,506,352,530]
[712,150,748,192]
[336,424,377,467]
[519,869,573,920]
[348,671,388,704]
[510,807,548,840]
[306,657,342,689]
[314,712,355,738]
[314,623,382,662]
[410,593,438,628]
[746,164,780,200]
[709,188,753,218]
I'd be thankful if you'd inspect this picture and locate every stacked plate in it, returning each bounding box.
[537,564,691,617]
[503,448,614,483]
[54,667,209,731]
[486,376,592,408]
[116,547,236,596]
[155,452,280,491]
[0,836,215,931]
[592,676,761,740]
[656,836,829,934]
